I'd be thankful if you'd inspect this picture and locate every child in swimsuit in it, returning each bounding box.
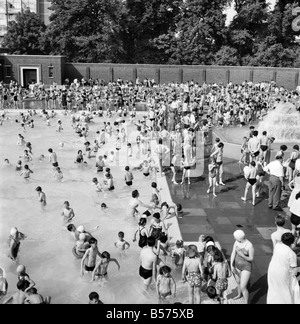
[207,158,218,197]
[212,250,231,304]
[54,167,63,182]
[156,266,176,300]
[241,161,258,206]
[124,166,134,186]
[171,240,185,267]
[15,160,22,171]
[91,251,120,283]
[20,164,33,180]
[114,231,130,258]
[141,160,150,178]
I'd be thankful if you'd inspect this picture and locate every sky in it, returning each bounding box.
[224,0,277,26]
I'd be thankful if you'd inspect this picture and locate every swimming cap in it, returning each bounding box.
[206,241,215,248]
[79,233,86,241]
[16,265,25,274]
[77,225,85,233]
[233,230,246,241]
[10,227,18,236]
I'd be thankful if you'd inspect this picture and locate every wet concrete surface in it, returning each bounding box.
[164,144,292,304]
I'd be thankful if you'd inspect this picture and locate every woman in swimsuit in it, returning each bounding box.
[230,230,254,304]
[149,213,166,241]
[182,245,204,304]
[241,161,258,206]
[8,227,26,261]
[133,218,149,248]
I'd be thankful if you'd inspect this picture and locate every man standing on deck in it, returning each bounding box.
[264,156,284,211]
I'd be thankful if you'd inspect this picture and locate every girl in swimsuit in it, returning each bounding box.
[156,266,176,300]
[212,250,231,304]
[207,158,218,197]
[182,245,204,304]
[241,161,258,206]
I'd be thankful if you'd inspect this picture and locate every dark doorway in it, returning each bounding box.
[23,69,37,88]
[0,59,4,82]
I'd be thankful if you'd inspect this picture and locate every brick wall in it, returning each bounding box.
[0,54,64,86]
[65,63,300,90]
[1,55,300,90]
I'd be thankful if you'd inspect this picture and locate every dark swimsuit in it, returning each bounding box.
[138,227,148,248]
[248,178,257,186]
[126,181,133,186]
[85,265,95,272]
[289,159,297,170]
[11,238,20,259]
[139,266,153,280]
[260,145,268,152]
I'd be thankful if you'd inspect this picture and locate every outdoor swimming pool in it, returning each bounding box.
[0,110,190,304]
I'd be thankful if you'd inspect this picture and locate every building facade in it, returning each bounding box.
[0,0,51,44]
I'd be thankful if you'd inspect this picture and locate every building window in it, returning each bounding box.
[5,66,12,78]
[48,66,54,78]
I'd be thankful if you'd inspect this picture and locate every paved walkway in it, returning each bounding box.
[164,146,292,304]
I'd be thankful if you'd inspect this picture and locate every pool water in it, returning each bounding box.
[0,110,190,304]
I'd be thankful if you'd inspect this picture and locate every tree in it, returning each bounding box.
[154,0,230,65]
[228,0,269,63]
[214,46,240,66]
[2,10,47,55]
[120,0,181,64]
[45,0,125,62]
[249,1,300,67]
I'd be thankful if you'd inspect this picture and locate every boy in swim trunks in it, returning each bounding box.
[114,231,130,258]
[20,164,33,180]
[61,201,75,224]
[124,166,134,186]
[91,251,120,283]
[80,238,102,277]
[54,167,63,182]
[36,186,47,207]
